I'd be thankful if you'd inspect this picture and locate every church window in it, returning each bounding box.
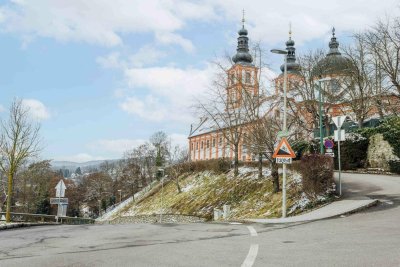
[196,142,199,150]
[245,72,251,84]
[212,138,216,147]
[219,137,223,146]
[201,141,203,149]
[206,140,210,148]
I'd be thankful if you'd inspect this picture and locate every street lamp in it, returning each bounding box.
[117,189,122,204]
[315,77,332,154]
[271,48,288,218]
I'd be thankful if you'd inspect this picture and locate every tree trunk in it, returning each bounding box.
[175,177,181,194]
[271,162,279,193]
[234,144,239,177]
[6,171,13,223]
[258,153,263,179]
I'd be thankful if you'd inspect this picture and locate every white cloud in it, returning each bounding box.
[120,95,166,121]
[155,32,194,53]
[0,0,215,48]
[121,65,215,122]
[21,99,51,120]
[97,45,167,70]
[169,133,189,148]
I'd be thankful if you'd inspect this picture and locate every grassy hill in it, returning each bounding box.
[111,166,334,221]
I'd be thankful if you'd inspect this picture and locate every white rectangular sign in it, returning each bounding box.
[276,158,292,164]
[334,129,345,141]
[325,152,335,158]
[50,198,69,205]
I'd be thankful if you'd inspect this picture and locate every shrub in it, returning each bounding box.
[298,154,334,199]
[388,160,400,174]
[333,132,368,170]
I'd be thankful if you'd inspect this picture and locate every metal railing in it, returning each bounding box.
[0,212,95,224]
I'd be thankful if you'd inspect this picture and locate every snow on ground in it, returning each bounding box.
[288,192,311,214]
[229,166,272,180]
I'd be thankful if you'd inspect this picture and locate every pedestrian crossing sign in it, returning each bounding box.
[272,137,296,159]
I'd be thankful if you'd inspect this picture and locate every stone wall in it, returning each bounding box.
[367,134,399,170]
[107,214,207,224]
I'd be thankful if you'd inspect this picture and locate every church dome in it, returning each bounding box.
[314,28,350,76]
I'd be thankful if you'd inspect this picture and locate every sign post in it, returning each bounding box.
[54,179,67,222]
[332,116,347,196]
[273,137,296,218]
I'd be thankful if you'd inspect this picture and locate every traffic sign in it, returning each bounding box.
[272,137,296,159]
[332,115,347,128]
[50,198,69,205]
[325,152,335,158]
[324,139,334,149]
[334,129,345,141]
[55,180,67,198]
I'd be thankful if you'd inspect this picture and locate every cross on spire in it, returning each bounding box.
[242,9,245,28]
[332,27,335,37]
[289,22,292,39]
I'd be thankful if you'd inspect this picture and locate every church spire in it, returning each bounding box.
[232,10,253,65]
[280,23,300,73]
[327,27,341,56]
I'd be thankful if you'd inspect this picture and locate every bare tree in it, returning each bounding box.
[0,100,41,222]
[167,145,188,194]
[196,58,258,176]
[364,16,400,95]
[289,50,327,135]
[341,35,375,127]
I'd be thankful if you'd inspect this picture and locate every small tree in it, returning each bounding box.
[0,100,41,222]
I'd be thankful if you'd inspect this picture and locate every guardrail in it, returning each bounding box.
[0,212,95,224]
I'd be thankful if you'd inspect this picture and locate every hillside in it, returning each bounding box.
[112,166,335,221]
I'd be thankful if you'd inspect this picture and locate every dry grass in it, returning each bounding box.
[114,167,316,221]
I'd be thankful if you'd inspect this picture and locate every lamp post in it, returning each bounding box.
[315,77,332,154]
[271,48,288,218]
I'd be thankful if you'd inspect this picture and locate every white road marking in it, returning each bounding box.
[229,222,243,225]
[241,244,259,267]
[247,226,258,237]
[380,199,394,205]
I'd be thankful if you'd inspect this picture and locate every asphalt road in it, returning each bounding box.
[1,172,400,267]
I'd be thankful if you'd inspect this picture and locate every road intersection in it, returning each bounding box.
[1,172,399,267]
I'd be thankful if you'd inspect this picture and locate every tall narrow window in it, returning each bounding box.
[212,138,216,147]
[206,140,210,148]
[245,72,251,84]
[201,141,203,149]
[219,137,223,146]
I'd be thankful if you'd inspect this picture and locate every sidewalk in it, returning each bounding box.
[0,222,56,230]
[245,197,378,224]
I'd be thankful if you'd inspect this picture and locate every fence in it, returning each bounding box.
[0,212,95,224]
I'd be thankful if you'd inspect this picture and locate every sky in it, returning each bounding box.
[0,0,398,162]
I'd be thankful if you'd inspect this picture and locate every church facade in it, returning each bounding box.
[188,22,400,162]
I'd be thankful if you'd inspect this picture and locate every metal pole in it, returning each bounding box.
[318,80,324,154]
[338,117,342,196]
[160,175,164,223]
[57,182,61,222]
[282,54,288,218]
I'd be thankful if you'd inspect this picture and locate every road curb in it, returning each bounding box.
[0,222,57,231]
[241,198,379,225]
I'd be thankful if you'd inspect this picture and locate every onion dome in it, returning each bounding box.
[280,28,300,73]
[315,27,350,76]
[232,13,253,65]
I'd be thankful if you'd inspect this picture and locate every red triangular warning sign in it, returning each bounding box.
[272,137,296,158]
